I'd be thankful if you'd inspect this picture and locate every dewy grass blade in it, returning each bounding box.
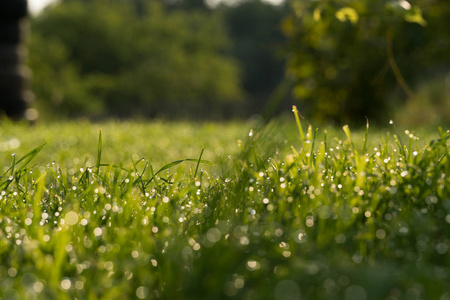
[96,129,102,175]
[144,154,213,187]
[194,147,204,179]
[362,118,369,154]
[292,105,305,148]
[342,125,353,146]
[0,143,46,188]
[10,153,15,177]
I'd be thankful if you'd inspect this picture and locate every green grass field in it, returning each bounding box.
[0,114,449,299]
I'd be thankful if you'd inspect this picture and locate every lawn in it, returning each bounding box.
[0,114,449,299]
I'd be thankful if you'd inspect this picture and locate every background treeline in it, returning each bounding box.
[29,0,288,120]
[28,0,450,124]
[283,0,450,125]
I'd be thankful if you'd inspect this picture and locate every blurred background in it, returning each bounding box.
[5,0,450,125]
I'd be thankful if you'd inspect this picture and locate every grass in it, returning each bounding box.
[0,114,449,299]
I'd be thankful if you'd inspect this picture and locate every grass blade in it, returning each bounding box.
[194,147,205,179]
[362,118,369,154]
[96,129,102,175]
[0,143,46,187]
[292,105,305,148]
[144,155,214,186]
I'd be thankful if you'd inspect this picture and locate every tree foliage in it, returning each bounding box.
[222,1,288,100]
[283,0,450,124]
[29,1,242,119]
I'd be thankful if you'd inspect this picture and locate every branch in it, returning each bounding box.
[386,25,416,100]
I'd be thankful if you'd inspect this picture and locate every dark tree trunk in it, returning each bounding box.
[0,0,35,120]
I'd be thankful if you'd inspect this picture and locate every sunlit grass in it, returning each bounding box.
[0,117,449,299]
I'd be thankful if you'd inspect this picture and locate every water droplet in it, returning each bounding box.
[206,228,221,243]
[61,278,71,290]
[94,227,103,237]
[65,211,79,226]
[33,281,44,293]
[8,268,17,277]
[376,229,386,239]
[246,260,260,271]
[136,286,149,299]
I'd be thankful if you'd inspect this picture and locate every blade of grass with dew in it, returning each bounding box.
[145,156,213,186]
[96,129,102,175]
[0,143,46,189]
[292,105,305,148]
[362,118,369,154]
[194,147,205,179]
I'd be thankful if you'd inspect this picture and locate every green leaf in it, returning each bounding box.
[335,7,359,24]
[404,7,427,26]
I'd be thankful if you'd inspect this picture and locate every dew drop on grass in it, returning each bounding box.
[136,286,149,299]
[445,215,450,224]
[376,229,386,239]
[8,268,17,277]
[33,281,44,293]
[246,260,260,271]
[206,228,221,243]
[234,276,245,289]
[294,231,307,243]
[224,282,237,297]
[240,236,250,246]
[352,254,362,264]
[335,234,346,244]
[397,225,409,236]
[274,229,283,237]
[60,278,71,290]
[94,227,103,237]
[65,211,79,226]
[282,251,291,257]
[75,281,84,290]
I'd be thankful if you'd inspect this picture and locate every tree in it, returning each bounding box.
[222,0,289,115]
[283,0,450,124]
[29,0,242,119]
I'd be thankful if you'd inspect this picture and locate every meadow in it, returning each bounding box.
[0,112,449,300]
